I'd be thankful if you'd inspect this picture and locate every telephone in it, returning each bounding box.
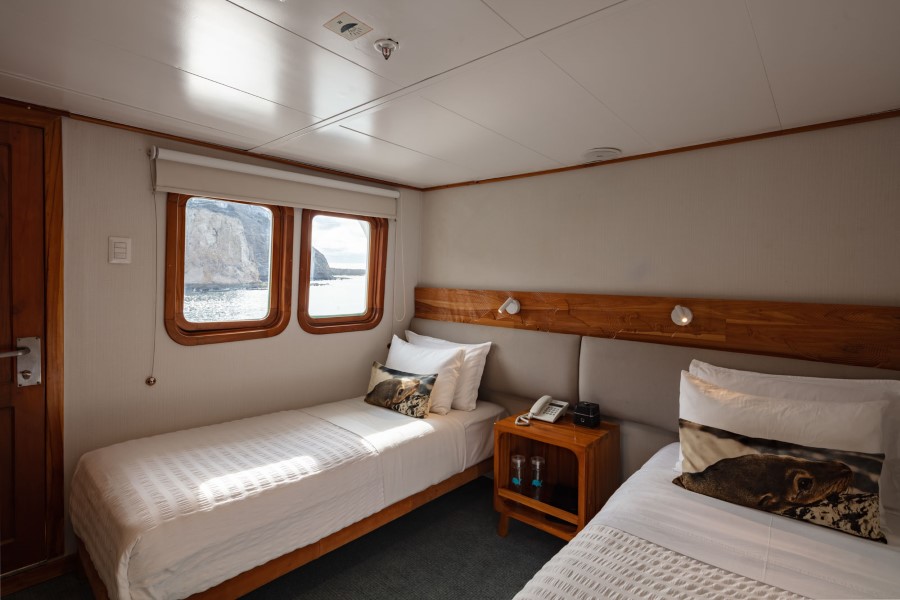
[515,395,568,426]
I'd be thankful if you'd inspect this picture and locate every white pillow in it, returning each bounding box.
[678,370,896,543]
[689,359,900,459]
[689,359,900,404]
[385,336,465,415]
[405,331,491,411]
[680,371,885,455]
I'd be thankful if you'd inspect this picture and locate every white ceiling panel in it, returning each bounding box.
[229,0,525,87]
[747,0,900,127]
[2,0,898,188]
[484,0,623,38]
[419,49,652,165]
[342,95,561,178]
[0,4,315,142]
[41,0,401,121]
[540,0,781,148]
[268,125,475,188]
[0,72,265,148]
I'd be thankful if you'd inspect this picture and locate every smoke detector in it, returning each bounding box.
[583,147,622,162]
[374,38,399,60]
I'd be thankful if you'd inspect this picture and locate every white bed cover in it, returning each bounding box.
[71,398,506,600]
[520,444,900,599]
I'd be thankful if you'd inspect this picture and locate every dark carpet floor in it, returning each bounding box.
[5,477,564,600]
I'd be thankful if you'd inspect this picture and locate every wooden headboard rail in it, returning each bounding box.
[414,288,900,371]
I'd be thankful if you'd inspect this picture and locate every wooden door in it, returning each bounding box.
[0,120,48,574]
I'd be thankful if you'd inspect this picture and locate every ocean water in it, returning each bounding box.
[183,276,367,323]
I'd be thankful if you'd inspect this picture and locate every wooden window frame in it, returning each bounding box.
[298,210,388,334]
[164,193,293,345]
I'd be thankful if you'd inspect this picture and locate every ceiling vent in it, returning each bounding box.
[583,147,623,163]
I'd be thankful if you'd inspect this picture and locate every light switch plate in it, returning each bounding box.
[109,236,132,264]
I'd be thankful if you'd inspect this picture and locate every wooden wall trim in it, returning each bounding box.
[0,97,417,192]
[4,97,899,195]
[415,288,900,371]
[422,108,900,191]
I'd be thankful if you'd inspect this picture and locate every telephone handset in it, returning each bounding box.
[515,395,568,426]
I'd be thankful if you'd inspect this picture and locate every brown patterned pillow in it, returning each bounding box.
[674,418,886,542]
[364,362,437,419]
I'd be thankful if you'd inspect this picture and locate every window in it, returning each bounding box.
[164,193,293,345]
[298,210,388,334]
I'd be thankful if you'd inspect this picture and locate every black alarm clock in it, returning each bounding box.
[573,401,601,428]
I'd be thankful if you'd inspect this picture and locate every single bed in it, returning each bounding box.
[71,397,506,600]
[407,319,900,600]
[507,349,900,599]
[515,443,900,599]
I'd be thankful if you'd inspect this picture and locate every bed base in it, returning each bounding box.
[77,458,493,600]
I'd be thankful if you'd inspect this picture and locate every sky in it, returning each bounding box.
[313,215,370,269]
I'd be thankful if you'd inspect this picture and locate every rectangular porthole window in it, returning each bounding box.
[183,197,273,323]
[299,210,388,334]
[165,194,293,345]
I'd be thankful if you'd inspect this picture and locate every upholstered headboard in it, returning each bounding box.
[578,336,900,477]
[410,318,580,413]
[409,317,900,480]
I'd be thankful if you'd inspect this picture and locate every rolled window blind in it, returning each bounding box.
[151,147,399,218]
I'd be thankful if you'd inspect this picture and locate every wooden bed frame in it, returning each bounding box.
[77,458,492,599]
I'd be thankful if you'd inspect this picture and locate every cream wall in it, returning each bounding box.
[62,119,421,546]
[420,118,900,305]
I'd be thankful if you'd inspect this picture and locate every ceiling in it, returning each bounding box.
[1,0,899,188]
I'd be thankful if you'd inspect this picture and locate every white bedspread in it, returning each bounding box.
[71,399,505,600]
[517,444,900,600]
[515,524,806,599]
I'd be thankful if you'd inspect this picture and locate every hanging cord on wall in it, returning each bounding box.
[392,194,407,322]
[146,151,159,386]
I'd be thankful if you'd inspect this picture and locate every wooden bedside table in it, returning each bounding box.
[493,413,620,541]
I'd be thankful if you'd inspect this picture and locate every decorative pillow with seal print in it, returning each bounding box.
[674,418,886,542]
[364,362,437,419]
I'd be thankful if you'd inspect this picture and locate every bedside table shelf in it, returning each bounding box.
[496,487,578,525]
[493,414,620,542]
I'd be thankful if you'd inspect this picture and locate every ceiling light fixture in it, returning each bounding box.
[583,147,623,163]
[374,38,399,60]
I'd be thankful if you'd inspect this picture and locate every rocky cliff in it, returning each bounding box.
[184,199,270,289]
[183,199,352,288]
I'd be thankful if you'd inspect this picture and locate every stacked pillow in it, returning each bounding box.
[405,331,491,412]
[382,335,465,416]
[365,331,492,418]
[674,360,900,543]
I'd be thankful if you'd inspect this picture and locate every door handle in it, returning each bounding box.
[3,337,41,387]
[0,347,31,359]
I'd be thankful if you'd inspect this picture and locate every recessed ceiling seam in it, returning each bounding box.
[743,0,783,129]
[419,97,563,166]
[338,124,476,175]
[247,0,639,153]
[0,69,260,146]
[538,49,654,150]
[479,0,526,38]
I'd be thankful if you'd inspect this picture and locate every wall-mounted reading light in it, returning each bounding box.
[498,297,521,315]
[671,305,693,326]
